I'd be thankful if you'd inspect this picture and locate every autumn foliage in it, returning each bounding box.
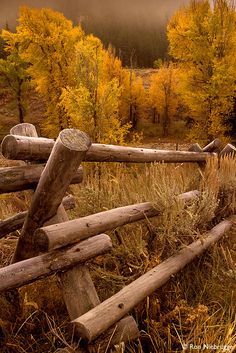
[167,0,236,142]
[0,1,235,142]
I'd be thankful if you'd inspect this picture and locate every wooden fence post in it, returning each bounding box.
[6,124,139,350]
[11,127,91,262]
[10,123,38,137]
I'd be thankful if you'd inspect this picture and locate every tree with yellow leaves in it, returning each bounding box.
[119,69,146,130]
[60,35,131,143]
[4,7,131,143]
[167,0,236,142]
[148,63,182,137]
[0,33,30,124]
[3,7,83,136]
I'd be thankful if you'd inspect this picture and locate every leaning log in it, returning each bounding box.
[55,203,140,350]
[188,143,202,152]
[0,165,83,194]
[0,195,76,238]
[34,190,200,252]
[219,143,236,157]
[87,316,140,353]
[0,234,112,292]
[72,218,234,342]
[55,315,140,353]
[12,129,91,262]
[1,135,216,163]
[202,138,221,152]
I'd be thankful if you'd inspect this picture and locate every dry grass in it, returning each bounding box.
[0,156,235,352]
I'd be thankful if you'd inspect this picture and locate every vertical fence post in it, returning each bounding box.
[7,124,139,350]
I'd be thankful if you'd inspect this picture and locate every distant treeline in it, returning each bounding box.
[80,17,168,68]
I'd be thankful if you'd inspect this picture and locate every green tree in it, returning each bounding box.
[167,0,236,142]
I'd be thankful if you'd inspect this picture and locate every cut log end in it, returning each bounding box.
[1,135,18,159]
[73,322,92,342]
[10,123,38,137]
[59,129,92,152]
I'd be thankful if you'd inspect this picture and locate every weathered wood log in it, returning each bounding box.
[0,234,112,292]
[60,265,100,320]
[1,135,54,161]
[72,218,234,342]
[219,143,236,157]
[188,143,202,152]
[55,211,139,351]
[0,165,83,194]
[1,135,216,163]
[10,123,38,137]
[61,194,76,211]
[54,204,140,350]
[12,129,91,262]
[0,195,76,238]
[87,316,140,353]
[34,190,200,252]
[202,138,221,152]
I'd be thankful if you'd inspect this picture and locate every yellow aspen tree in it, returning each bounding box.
[119,69,146,130]
[0,33,30,124]
[3,7,84,137]
[60,35,131,144]
[148,63,182,137]
[167,0,236,142]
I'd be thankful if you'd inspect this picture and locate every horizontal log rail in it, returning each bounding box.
[1,134,216,163]
[0,165,83,194]
[34,190,200,252]
[72,218,234,342]
[0,234,112,292]
[0,195,75,239]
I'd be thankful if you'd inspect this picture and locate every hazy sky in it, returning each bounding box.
[0,0,189,29]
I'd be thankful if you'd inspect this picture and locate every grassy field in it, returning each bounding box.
[0,155,235,352]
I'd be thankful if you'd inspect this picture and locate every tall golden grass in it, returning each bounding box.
[0,156,235,352]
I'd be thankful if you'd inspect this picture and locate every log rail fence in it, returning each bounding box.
[0,123,235,353]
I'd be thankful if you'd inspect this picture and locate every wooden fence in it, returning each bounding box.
[0,123,235,353]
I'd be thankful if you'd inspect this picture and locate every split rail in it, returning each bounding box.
[0,123,235,352]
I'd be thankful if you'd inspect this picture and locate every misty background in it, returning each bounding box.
[0,0,189,67]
